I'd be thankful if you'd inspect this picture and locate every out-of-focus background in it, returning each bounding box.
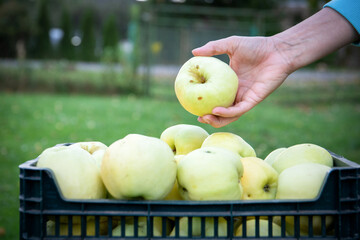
[0,0,359,239]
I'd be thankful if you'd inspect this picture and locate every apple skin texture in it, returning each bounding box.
[271,143,333,174]
[170,217,228,237]
[36,145,107,199]
[101,134,177,200]
[175,56,239,116]
[276,162,333,235]
[240,157,278,200]
[160,124,209,155]
[201,132,256,158]
[177,146,243,201]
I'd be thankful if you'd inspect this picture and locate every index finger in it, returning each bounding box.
[192,37,235,57]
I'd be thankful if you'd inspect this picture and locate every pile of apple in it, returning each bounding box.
[38,56,335,236]
[37,124,334,237]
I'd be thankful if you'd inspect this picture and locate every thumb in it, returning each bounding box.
[192,37,233,57]
[212,101,255,118]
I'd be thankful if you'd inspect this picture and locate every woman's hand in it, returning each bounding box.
[192,7,359,128]
[192,36,291,128]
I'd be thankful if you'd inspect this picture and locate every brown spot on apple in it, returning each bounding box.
[198,96,203,100]
[196,65,199,69]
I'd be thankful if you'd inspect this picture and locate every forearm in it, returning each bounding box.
[271,7,359,73]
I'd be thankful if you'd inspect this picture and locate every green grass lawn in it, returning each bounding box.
[0,79,359,239]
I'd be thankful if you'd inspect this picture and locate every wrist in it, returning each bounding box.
[268,35,304,74]
[270,7,359,73]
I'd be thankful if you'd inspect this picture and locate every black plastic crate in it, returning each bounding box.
[19,151,360,239]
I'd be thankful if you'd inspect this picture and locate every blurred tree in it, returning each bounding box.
[33,0,52,59]
[0,0,31,59]
[80,8,96,62]
[307,0,319,13]
[102,14,119,62]
[103,14,118,50]
[59,8,74,60]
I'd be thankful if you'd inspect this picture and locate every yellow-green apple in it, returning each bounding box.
[112,217,171,237]
[174,154,185,164]
[164,154,183,201]
[177,147,243,200]
[276,162,333,235]
[36,145,107,199]
[276,162,331,199]
[101,134,177,200]
[163,180,183,201]
[53,216,110,226]
[46,217,108,236]
[263,147,286,166]
[273,215,334,236]
[201,132,256,158]
[271,143,333,174]
[72,141,107,168]
[240,157,278,200]
[174,56,239,117]
[160,124,209,155]
[235,219,283,237]
[170,217,228,237]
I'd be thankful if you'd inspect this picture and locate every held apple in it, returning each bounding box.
[271,143,333,174]
[170,217,228,237]
[160,124,209,155]
[201,132,256,158]
[36,145,107,199]
[175,56,239,116]
[240,157,278,200]
[177,147,243,200]
[101,134,177,200]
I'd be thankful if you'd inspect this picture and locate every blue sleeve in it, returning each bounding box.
[324,0,360,45]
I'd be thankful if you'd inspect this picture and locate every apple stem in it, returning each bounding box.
[188,65,207,84]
